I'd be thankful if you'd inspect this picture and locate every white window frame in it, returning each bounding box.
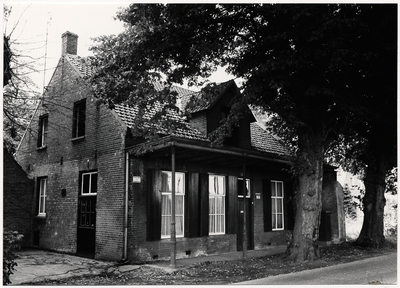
[81,172,97,196]
[238,178,251,198]
[271,180,284,231]
[161,171,185,239]
[209,174,226,235]
[38,178,47,216]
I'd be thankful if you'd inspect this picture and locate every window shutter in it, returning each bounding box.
[227,176,237,234]
[187,173,200,238]
[37,117,43,147]
[72,103,78,138]
[147,170,161,241]
[263,179,272,232]
[199,173,209,236]
[285,181,295,230]
[35,178,40,214]
[78,100,86,137]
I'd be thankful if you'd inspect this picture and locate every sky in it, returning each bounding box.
[3,2,234,94]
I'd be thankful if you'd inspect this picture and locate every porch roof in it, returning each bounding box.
[126,135,291,170]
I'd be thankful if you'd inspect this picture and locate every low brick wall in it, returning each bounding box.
[3,149,34,247]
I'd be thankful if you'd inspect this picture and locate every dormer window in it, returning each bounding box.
[72,99,86,139]
[221,106,232,138]
[37,114,48,148]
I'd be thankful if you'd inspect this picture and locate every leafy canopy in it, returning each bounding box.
[89,3,397,261]
[90,4,395,161]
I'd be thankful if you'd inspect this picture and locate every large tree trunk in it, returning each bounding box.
[289,132,324,262]
[356,156,388,247]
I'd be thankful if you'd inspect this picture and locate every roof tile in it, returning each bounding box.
[113,103,209,141]
[250,123,290,156]
[65,55,290,157]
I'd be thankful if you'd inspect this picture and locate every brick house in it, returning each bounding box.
[15,31,345,262]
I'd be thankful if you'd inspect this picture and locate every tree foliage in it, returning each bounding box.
[89,4,397,260]
[325,5,396,247]
[386,168,397,196]
[343,184,358,220]
[3,230,23,285]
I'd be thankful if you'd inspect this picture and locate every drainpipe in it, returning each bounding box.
[170,144,177,268]
[242,155,247,259]
[122,151,129,262]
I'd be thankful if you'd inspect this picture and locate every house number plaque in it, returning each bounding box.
[132,176,141,183]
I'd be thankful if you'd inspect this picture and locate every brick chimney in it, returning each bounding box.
[61,31,78,55]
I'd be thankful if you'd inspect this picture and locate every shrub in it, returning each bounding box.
[343,184,358,220]
[3,230,23,285]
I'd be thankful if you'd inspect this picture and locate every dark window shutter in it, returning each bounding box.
[147,170,161,241]
[72,103,78,138]
[227,176,237,234]
[199,173,209,237]
[263,179,272,232]
[187,173,200,238]
[37,117,43,147]
[78,100,86,137]
[35,178,40,214]
[285,181,295,230]
[72,100,86,138]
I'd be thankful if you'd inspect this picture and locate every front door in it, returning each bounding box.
[77,196,96,258]
[237,179,253,251]
[77,171,97,258]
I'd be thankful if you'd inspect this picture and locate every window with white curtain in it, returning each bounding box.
[209,175,225,235]
[161,171,185,238]
[271,180,284,230]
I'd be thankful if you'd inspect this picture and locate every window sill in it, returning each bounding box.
[71,136,85,143]
[272,229,284,232]
[161,236,184,240]
[37,146,47,151]
[209,233,226,236]
[35,214,46,220]
[79,193,97,196]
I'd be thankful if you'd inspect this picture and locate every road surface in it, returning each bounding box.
[237,252,397,285]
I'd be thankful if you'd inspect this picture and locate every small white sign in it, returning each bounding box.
[132,176,141,183]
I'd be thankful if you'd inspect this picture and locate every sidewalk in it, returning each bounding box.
[10,246,287,285]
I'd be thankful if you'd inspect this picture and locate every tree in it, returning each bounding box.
[89,4,396,261]
[3,5,40,154]
[326,5,397,247]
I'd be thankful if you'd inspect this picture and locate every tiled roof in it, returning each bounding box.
[65,54,290,157]
[179,80,233,113]
[152,82,197,99]
[113,103,209,141]
[250,123,290,156]
[65,54,95,78]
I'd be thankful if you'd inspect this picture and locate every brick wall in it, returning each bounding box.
[3,148,34,247]
[322,168,346,243]
[15,56,126,261]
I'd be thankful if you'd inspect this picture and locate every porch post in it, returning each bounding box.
[170,145,177,268]
[242,155,247,259]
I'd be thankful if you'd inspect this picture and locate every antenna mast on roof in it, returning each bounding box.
[42,12,51,100]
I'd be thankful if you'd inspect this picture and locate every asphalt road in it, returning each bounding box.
[237,252,397,285]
